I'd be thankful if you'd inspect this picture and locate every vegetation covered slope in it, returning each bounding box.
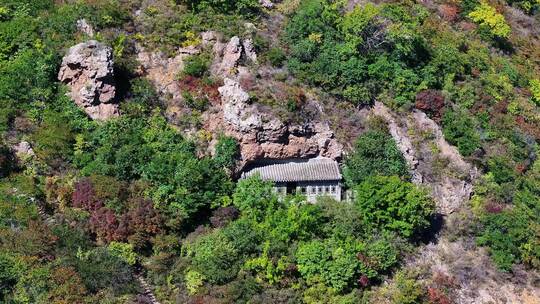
[0,0,539,303]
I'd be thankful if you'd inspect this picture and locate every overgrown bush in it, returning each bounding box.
[343,130,409,187]
[182,53,211,78]
[441,108,481,156]
[354,176,435,238]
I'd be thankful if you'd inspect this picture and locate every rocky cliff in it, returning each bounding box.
[136,32,343,168]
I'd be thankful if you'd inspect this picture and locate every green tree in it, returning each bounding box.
[340,3,381,51]
[530,79,540,105]
[441,108,481,156]
[343,130,409,187]
[185,230,241,283]
[354,176,434,238]
[296,239,357,292]
[0,252,24,299]
[214,135,239,170]
[233,176,277,220]
[182,53,211,78]
[108,242,137,266]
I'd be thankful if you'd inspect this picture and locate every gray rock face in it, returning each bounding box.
[58,40,118,120]
[220,78,261,132]
[201,31,218,47]
[242,38,257,63]
[259,0,274,8]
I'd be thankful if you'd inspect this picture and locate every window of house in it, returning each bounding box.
[300,187,306,194]
[317,186,322,193]
[331,186,336,193]
[325,186,330,193]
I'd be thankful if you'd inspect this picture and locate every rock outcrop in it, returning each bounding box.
[136,44,199,103]
[216,36,243,76]
[372,102,477,214]
[214,78,342,167]
[58,40,118,120]
[76,19,94,37]
[136,33,342,168]
[211,35,259,78]
[242,38,257,63]
[397,237,540,304]
[259,0,274,8]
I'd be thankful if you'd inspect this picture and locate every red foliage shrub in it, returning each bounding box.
[516,115,540,141]
[358,275,370,287]
[210,206,240,228]
[415,90,446,120]
[178,75,222,105]
[49,266,88,302]
[73,179,164,244]
[484,201,504,214]
[72,178,103,211]
[515,163,527,174]
[432,271,458,289]
[89,207,129,242]
[427,287,452,304]
[125,198,163,236]
[439,4,460,22]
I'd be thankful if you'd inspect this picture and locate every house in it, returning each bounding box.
[241,157,343,202]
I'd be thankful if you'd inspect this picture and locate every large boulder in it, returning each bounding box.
[58,40,118,120]
[215,78,343,168]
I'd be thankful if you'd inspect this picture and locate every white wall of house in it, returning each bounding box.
[273,181,342,202]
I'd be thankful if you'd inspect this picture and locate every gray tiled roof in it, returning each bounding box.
[242,158,342,182]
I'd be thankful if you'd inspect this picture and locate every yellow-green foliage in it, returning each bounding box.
[530,79,540,105]
[340,3,380,49]
[469,1,511,38]
[185,270,205,295]
[108,242,137,266]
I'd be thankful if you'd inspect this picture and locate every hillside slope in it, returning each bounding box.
[0,0,539,303]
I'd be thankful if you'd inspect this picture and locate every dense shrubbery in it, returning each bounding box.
[441,108,481,156]
[284,0,431,107]
[74,113,233,228]
[182,53,212,78]
[354,175,434,238]
[343,129,409,186]
[165,175,417,299]
[474,161,540,271]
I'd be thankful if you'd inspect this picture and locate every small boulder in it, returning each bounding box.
[76,19,94,37]
[243,38,257,63]
[12,141,35,158]
[58,40,119,120]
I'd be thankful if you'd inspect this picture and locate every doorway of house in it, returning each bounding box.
[286,182,298,195]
